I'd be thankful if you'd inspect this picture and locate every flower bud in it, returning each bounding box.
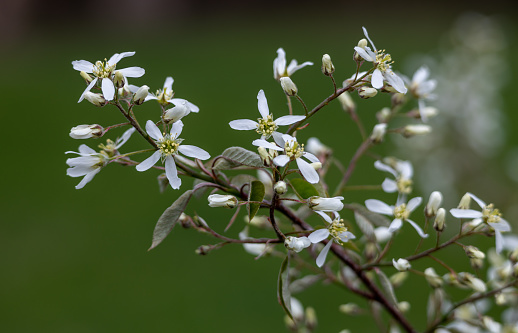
[157,173,169,193]
[195,245,214,255]
[465,245,485,260]
[80,71,93,83]
[69,124,103,139]
[364,242,378,261]
[482,316,501,333]
[433,208,446,232]
[284,236,311,252]
[339,303,361,315]
[509,246,518,263]
[305,307,317,330]
[321,54,335,76]
[397,301,410,313]
[358,87,378,99]
[424,267,443,288]
[470,258,484,270]
[207,194,238,208]
[133,85,150,105]
[84,91,106,107]
[377,107,392,123]
[390,272,408,288]
[457,272,486,292]
[310,162,322,170]
[114,71,125,89]
[402,124,431,138]
[357,38,368,49]
[392,258,411,271]
[426,191,443,217]
[337,91,355,112]
[280,77,298,96]
[308,196,344,212]
[163,103,190,124]
[258,147,277,165]
[422,106,438,119]
[370,123,387,143]
[274,181,287,195]
[458,193,471,209]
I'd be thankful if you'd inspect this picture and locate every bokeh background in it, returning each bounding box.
[2,1,518,332]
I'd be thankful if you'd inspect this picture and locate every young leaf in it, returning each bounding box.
[277,255,293,320]
[148,190,193,251]
[354,211,376,241]
[290,178,319,199]
[375,269,398,305]
[212,147,264,170]
[247,180,265,221]
[344,203,391,227]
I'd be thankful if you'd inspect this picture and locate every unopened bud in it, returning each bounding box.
[510,247,518,263]
[114,71,125,89]
[84,91,106,107]
[457,272,486,292]
[157,173,169,193]
[433,208,446,232]
[465,245,485,260]
[393,258,411,271]
[339,303,361,315]
[364,242,378,261]
[470,258,484,270]
[397,301,410,313]
[258,146,274,165]
[69,124,103,139]
[426,191,443,217]
[390,272,408,288]
[358,87,378,99]
[80,71,93,83]
[422,107,438,119]
[357,39,368,49]
[337,91,355,112]
[274,181,287,195]
[321,54,335,76]
[424,267,443,288]
[195,245,213,255]
[305,307,317,330]
[458,193,471,209]
[163,103,190,124]
[207,194,238,208]
[402,124,431,138]
[310,162,322,170]
[308,196,344,212]
[284,236,311,253]
[377,107,392,123]
[370,123,387,143]
[280,77,298,96]
[133,85,149,105]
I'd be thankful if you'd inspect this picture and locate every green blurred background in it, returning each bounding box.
[1,1,518,332]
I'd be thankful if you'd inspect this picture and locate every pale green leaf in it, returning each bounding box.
[290,178,319,199]
[212,147,264,170]
[148,190,193,251]
[277,255,293,320]
[248,180,265,221]
[376,270,398,305]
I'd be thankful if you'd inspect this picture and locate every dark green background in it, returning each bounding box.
[2,2,517,332]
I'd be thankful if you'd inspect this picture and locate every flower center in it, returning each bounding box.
[158,135,182,157]
[156,88,174,105]
[285,140,304,159]
[394,204,410,220]
[482,204,502,224]
[99,139,118,158]
[329,218,348,244]
[256,115,278,137]
[375,50,394,72]
[396,177,413,194]
[93,59,116,79]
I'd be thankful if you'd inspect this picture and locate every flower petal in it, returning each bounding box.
[316,241,333,268]
[179,145,210,160]
[273,155,290,167]
[388,218,403,232]
[75,169,101,189]
[490,219,511,232]
[382,178,398,193]
[72,60,94,72]
[374,160,397,177]
[296,158,319,184]
[79,144,96,155]
[101,78,115,101]
[449,209,483,219]
[365,199,393,215]
[339,231,355,242]
[303,152,320,163]
[257,90,269,118]
[163,77,174,90]
[136,150,161,172]
[287,61,313,76]
[371,69,384,89]
[252,139,283,151]
[467,192,486,208]
[353,46,374,62]
[274,48,286,78]
[108,51,135,65]
[308,229,330,243]
[165,156,181,189]
[272,132,285,147]
[384,70,407,94]
[118,67,145,78]
[407,197,422,212]
[406,219,429,238]
[170,120,184,138]
[314,210,333,223]
[495,230,504,254]
[229,119,258,130]
[275,115,305,126]
[171,98,199,113]
[145,120,163,141]
[362,26,377,51]
[116,128,136,148]
[78,77,98,103]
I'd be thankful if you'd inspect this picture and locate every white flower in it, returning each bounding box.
[306,137,331,156]
[406,66,437,122]
[72,51,145,102]
[402,124,432,137]
[308,211,356,267]
[308,196,344,212]
[273,48,313,80]
[392,258,411,271]
[370,123,387,143]
[426,191,443,216]
[229,90,305,139]
[136,120,210,189]
[208,194,238,208]
[365,197,428,238]
[450,192,511,253]
[129,77,200,113]
[252,134,320,184]
[353,27,407,94]
[424,267,443,288]
[284,236,311,253]
[66,127,135,189]
[69,124,103,139]
[374,160,413,199]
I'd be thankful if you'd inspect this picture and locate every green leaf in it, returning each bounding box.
[354,211,375,241]
[277,255,293,320]
[344,203,390,227]
[290,178,319,199]
[212,147,264,170]
[247,180,265,221]
[148,190,193,251]
[376,270,398,305]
